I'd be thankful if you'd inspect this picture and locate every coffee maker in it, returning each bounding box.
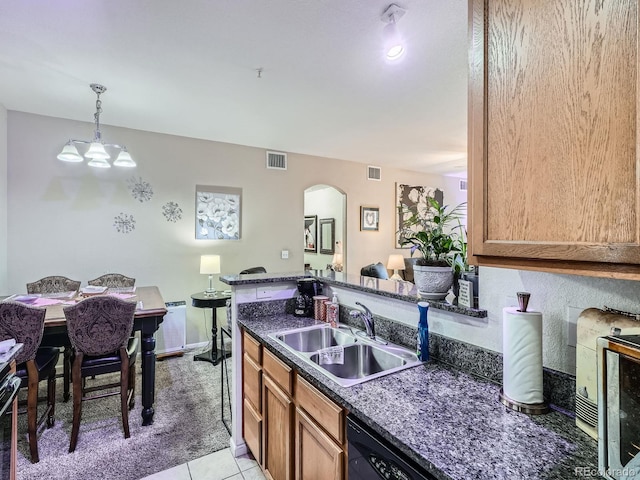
[294,278,322,317]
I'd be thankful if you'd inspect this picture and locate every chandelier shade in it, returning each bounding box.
[57,84,136,168]
[57,142,83,162]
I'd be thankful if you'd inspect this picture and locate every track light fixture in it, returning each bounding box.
[57,84,136,168]
[381,4,406,61]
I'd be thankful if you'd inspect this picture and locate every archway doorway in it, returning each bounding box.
[303,185,347,273]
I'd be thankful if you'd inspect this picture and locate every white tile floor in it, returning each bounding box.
[140,448,266,480]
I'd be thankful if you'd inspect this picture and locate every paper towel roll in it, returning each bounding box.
[502,306,544,404]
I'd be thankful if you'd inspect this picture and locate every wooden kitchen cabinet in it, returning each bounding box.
[241,329,346,480]
[469,0,640,279]
[295,376,345,480]
[262,350,294,480]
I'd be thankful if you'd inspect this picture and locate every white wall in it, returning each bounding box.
[0,104,6,295]
[5,111,443,345]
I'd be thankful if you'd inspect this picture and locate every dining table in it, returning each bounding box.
[10,285,168,426]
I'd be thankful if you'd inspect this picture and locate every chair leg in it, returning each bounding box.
[128,362,136,410]
[63,347,71,402]
[46,367,56,428]
[69,353,84,453]
[119,347,130,439]
[26,361,40,463]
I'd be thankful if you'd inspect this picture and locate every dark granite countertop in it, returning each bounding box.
[237,314,597,480]
[221,270,487,318]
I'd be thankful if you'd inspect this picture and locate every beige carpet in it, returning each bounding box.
[16,351,232,480]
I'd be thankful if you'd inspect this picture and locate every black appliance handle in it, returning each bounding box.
[0,374,20,417]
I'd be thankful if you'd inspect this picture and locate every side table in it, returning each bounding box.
[191,291,231,365]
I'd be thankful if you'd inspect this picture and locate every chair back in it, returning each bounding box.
[0,301,46,364]
[239,266,266,274]
[27,276,81,294]
[88,273,136,288]
[64,296,136,356]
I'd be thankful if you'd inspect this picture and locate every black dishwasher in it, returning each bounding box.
[347,415,436,480]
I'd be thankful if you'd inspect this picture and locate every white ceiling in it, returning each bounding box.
[0,0,468,175]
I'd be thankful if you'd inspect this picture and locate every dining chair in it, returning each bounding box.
[26,276,81,294]
[0,301,60,463]
[27,275,80,404]
[87,273,136,288]
[63,296,138,453]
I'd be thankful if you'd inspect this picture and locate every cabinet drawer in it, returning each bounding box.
[263,348,293,396]
[243,330,262,364]
[243,353,262,413]
[243,398,262,465]
[296,375,344,444]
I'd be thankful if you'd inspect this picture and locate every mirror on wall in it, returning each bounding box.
[319,218,335,255]
[304,185,346,273]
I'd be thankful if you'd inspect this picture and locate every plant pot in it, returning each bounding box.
[412,264,454,296]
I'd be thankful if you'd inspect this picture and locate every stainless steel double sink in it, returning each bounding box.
[269,324,423,387]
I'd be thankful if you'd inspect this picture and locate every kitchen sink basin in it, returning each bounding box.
[310,344,405,379]
[273,325,357,352]
[269,324,423,387]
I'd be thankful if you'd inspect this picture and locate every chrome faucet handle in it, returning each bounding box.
[355,301,373,319]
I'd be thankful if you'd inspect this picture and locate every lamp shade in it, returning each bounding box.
[383,21,404,60]
[113,149,136,167]
[387,254,406,271]
[85,141,111,160]
[200,255,221,274]
[332,253,343,265]
[87,157,111,168]
[57,142,83,162]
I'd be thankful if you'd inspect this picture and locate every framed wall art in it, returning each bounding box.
[195,185,242,240]
[360,206,379,231]
[396,184,443,248]
[319,218,335,254]
[304,215,318,252]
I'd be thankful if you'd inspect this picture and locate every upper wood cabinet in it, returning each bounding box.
[469,0,640,279]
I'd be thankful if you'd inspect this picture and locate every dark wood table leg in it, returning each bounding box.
[194,306,230,365]
[140,318,159,426]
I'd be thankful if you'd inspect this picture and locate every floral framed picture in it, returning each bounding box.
[195,185,242,240]
[304,215,317,252]
[360,206,379,231]
[396,184,443,247]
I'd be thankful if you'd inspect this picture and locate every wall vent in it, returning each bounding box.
[266,151,287,170]
[459,179,468,191]
[367,165,382,181]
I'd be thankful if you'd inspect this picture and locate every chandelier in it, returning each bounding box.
[57,84,136,168]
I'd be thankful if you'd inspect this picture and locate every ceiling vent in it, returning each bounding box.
[459,179,468,191]
[367,165,382,181]
[266,151,287,170]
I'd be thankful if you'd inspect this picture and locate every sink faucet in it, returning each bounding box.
[349,302,376,340]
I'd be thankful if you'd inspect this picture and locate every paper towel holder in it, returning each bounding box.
[499,389,550,415]
[517,291,530,312]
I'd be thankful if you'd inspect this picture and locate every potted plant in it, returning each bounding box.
[398,197,466,297]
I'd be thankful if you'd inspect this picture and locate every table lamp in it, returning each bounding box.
[332,253,343,272]
[387,254,405,281]
[200,255,221,293]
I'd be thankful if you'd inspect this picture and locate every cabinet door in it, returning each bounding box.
[243,398,262,464]
[263,375,294,480]
[295,407,344,480]
[469,0,640,278]
[243,353,262,413]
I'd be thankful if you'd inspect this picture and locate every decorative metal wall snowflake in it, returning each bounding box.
[162,201,183,222]
[127,176,154,203]
[114,213,136,233]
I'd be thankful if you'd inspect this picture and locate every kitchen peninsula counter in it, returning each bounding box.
[238,314,598,480]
